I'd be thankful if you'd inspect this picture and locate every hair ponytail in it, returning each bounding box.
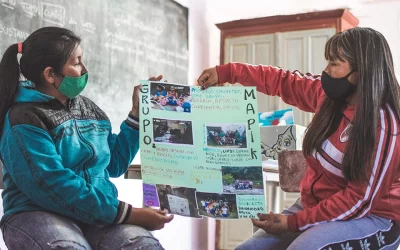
[0,27,81,139]
[0,43,21,138]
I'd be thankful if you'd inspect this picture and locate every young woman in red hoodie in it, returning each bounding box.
[198,27,400,250]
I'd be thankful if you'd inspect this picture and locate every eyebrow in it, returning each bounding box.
[76,50,83,58]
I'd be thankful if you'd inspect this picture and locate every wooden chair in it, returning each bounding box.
[277,150,308,192]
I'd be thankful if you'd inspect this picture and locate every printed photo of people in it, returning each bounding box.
[156,184,201,218]
[222,166,264,195]
[150,82,191,113]
[153,118,194,145]
[196,192,238,219]
[206,123,247,148]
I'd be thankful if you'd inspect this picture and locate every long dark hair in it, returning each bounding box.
[303,27,400,181]
[0,27,81,138]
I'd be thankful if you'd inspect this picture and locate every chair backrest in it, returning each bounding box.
[278,150,308,192]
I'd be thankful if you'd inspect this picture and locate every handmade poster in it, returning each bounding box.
[258,108,294,126]
[139,81,266,219]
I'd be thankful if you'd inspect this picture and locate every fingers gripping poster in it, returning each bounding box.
[139,81,266,219]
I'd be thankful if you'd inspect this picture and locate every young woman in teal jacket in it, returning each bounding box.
[0,26,173,249]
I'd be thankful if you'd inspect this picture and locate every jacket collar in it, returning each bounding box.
[15,81,55,103]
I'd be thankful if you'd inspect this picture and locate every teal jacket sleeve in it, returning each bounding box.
[1,123,122,225]
[106,116,140,178]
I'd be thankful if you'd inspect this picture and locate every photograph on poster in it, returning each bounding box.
[150,82,191,113]
[153,118,194,145]
[206,123,247,148]
[156,184,201,218]
[196,192,238,219]
[222,166,264,195]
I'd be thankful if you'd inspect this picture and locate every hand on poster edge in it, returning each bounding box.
[197,67,220,89]
[131,75,167,118]
[127,207,174,231]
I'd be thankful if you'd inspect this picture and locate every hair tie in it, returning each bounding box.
[17,42,22,54]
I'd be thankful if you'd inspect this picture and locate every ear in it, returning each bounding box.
[42,67,57,85]
[349,71,359,85]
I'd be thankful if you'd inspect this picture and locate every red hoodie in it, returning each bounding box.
[216,63,400,232]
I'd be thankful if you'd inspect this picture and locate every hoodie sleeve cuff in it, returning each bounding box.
[216,63,233,84]
[287,214,300,232]
[113,201,133,224]
[125,113,139,130]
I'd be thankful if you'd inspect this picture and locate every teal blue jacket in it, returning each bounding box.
[0,83,139,225]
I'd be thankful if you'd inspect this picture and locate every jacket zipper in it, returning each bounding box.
[74,119,95,183]
[70,99,95,183]
[310,174,322,203]
[58,100,94,183]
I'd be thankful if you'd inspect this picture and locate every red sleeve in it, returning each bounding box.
[216,63,325,113]
[287,106,400,232]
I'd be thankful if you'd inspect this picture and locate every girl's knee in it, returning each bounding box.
[48,239,91,249]
[120,236,164,250]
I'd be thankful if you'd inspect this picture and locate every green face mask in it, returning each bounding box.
[57,72,88,99]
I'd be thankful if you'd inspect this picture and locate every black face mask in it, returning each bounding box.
[321,70,356,101]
